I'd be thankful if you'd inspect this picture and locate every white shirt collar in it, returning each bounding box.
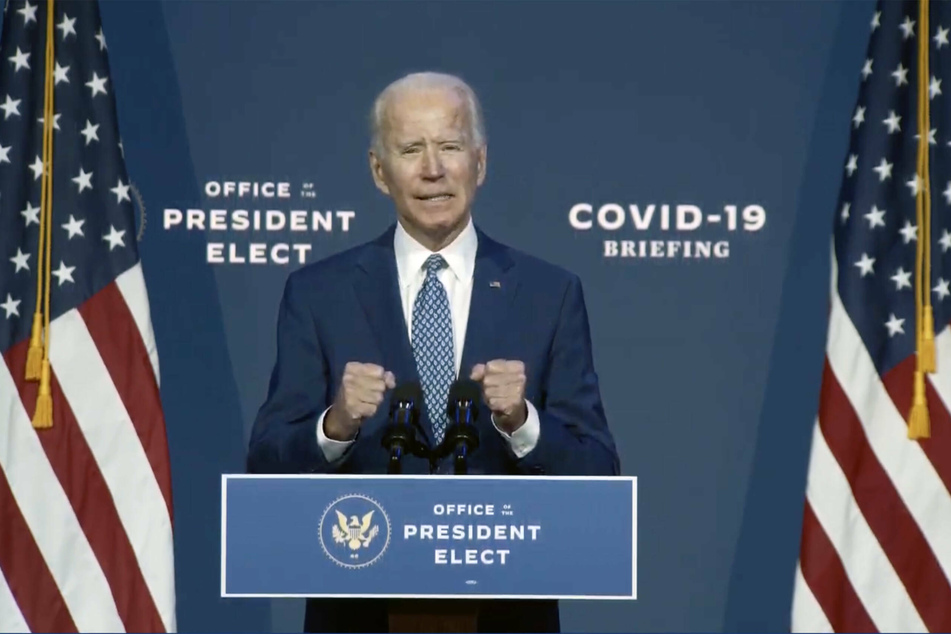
[394,217,478,286]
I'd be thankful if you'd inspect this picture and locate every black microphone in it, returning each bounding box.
[444,379,481,475]
[381,382,423,474]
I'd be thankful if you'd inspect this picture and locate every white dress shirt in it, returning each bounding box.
[316,218,541,462]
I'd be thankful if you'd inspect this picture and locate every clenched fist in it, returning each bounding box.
[470,359,527,433]
[324,362,396,441]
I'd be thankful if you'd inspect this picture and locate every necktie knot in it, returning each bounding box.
[424,254,447,276]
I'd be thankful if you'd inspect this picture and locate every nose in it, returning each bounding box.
[420,146,445,180]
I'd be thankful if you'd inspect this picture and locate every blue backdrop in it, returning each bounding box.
[88,0,876,631]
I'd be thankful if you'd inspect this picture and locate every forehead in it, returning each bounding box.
[381,87,471,141]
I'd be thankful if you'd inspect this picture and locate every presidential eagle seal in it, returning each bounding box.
[319,494,391,569]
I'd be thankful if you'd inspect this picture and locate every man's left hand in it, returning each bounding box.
[470,360,527,433]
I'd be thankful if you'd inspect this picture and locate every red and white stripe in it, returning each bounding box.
[792,253,951,632]
[0,263,176,633]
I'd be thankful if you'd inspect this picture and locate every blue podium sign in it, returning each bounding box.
[221,475,636,600]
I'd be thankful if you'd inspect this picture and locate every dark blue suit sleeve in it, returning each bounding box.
[246,273,346,474]
[517,275,620,476]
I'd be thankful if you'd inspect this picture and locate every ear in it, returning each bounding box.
[476,145,487,186]
[368,149,391,196]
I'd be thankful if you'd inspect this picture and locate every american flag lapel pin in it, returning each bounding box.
[489,281,501,288]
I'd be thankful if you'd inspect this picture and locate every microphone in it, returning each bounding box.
[444,379,481,475]
[381,382,423,474]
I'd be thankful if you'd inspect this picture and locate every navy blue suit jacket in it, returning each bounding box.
[247,224,619,477]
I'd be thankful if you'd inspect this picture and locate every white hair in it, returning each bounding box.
[370,71,486,154]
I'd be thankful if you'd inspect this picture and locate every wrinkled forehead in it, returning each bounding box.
[380,87,474,143]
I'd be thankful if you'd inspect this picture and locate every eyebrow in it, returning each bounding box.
[396,137,466,150]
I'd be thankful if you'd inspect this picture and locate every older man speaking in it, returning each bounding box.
[248,71,620,633]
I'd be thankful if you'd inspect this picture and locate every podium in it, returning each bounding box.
[387,598,479,632]
[221,474,637,632]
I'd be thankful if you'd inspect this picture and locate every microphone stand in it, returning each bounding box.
[382,388,424,474]
[443,398,480,476]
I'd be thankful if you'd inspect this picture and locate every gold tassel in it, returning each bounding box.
[908,370,931,439]
[920,306,937,373]
[29,0,57,428]
[25,314,43,380]
[908,0,933,442]
[31,359,52,430]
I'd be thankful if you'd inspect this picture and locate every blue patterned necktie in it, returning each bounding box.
[411,254,455,444]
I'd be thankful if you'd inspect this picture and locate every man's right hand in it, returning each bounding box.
[323,362,396,441]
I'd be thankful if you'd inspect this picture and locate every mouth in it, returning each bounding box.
[415,194,454,203]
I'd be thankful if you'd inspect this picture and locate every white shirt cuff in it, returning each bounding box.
[316,407,355,462]
[492,400,540,459]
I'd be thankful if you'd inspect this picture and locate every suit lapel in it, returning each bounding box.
[460,230,518,381]
[353,227,420,390]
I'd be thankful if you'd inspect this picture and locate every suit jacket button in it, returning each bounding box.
[530,466,545,475]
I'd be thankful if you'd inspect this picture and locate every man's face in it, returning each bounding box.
[370,87,486,244]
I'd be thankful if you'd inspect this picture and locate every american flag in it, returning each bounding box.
[792,1,951,631]
[0,0,176,631]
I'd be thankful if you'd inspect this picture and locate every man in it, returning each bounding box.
[247,71,620,633]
